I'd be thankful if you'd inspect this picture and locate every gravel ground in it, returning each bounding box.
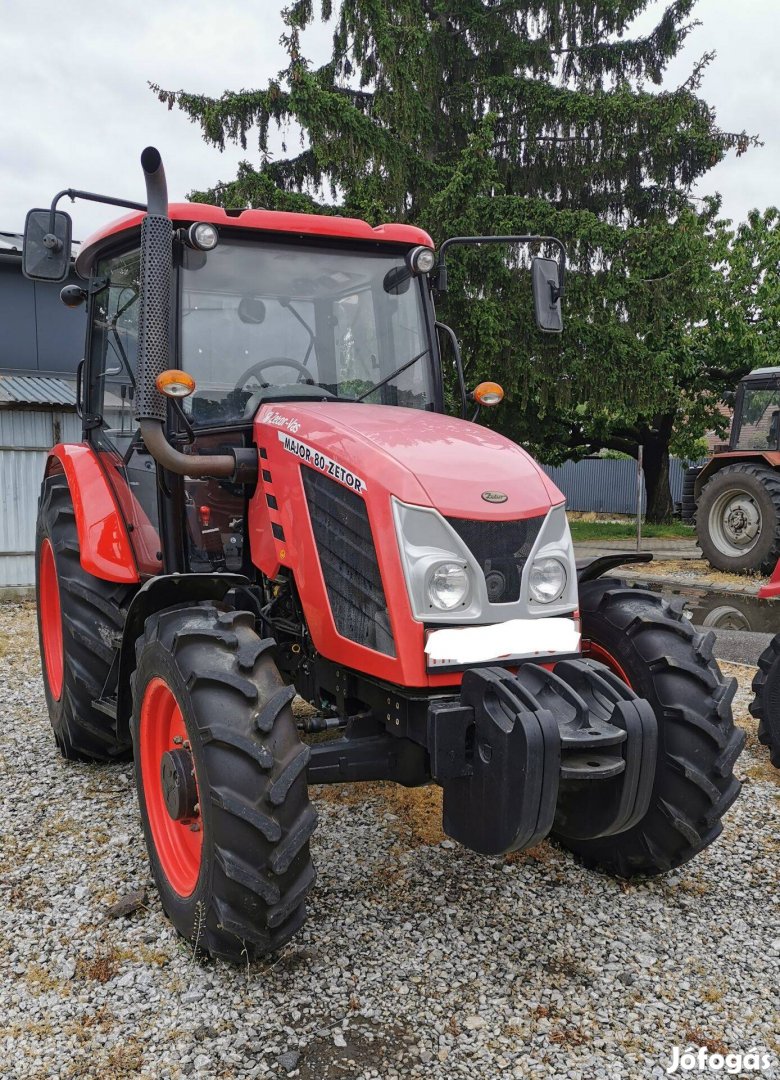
[1,601,778,1080]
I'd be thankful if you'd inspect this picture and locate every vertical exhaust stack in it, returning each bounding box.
[137,147,172,425]
[136,146,235,478]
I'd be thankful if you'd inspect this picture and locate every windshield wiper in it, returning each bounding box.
[354,348,430,403]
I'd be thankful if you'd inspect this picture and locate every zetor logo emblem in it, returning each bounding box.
[482,490,508,503]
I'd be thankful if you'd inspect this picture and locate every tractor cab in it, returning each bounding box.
[68,204,452,577]
[730,366,780,453]
[76,205,445,433]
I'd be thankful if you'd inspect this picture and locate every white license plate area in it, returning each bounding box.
[425,618,580,670]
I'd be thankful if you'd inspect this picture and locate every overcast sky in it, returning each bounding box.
[2,0,777,242]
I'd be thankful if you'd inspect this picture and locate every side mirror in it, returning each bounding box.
[23,209,73,282]
[531,257,563,334]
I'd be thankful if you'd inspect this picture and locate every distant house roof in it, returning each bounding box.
[0,374,76,407]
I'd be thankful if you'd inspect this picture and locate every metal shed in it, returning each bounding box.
[0,376,80,592]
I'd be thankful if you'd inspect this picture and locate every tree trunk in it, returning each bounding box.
[641,416,675,524]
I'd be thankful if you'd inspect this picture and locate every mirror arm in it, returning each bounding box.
[47,189,147,236]
[436,234,566,300]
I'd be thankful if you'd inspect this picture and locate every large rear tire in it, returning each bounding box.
[35,473,134,762]
[749,634,780,768]
[131,603,316,962]
[558,579,744,876]
[696,463,780,574]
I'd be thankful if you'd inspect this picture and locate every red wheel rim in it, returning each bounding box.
[581,640,633,689]
[139,677,203,897]
[39,538,64,701]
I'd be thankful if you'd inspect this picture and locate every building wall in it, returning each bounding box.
[0,257,86,375]
[0,409,81,589]
[541,456,689,515]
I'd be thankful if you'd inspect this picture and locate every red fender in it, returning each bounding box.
[45,444,140,584]
[759,558,780,600]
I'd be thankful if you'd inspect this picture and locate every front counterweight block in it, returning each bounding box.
[514,659,658,841]
[441,667,561,856]
[439,659,658,857]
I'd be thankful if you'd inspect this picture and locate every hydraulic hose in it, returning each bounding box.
[136,146,235,479]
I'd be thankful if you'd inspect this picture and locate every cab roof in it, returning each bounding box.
[76,201,434,278]
[741,366,780,383]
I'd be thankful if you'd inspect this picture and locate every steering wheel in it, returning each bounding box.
[234,356,313,392]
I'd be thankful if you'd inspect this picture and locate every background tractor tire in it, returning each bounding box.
[696,463,780,574]
[557,579,744,876]
[131,603,316,962]
[749,634,780,768]
[35,473,134,762]
[681,465,701,524]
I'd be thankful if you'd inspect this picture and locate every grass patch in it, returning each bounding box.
[568,519,696,542]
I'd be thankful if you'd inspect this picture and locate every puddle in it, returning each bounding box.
[643,582,780,633]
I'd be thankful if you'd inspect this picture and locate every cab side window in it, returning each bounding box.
[89,248,140,451]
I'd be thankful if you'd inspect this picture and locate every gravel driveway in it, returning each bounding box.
[1,602,778,1079]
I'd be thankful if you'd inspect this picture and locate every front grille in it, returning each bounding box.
[302,468,395,656]
[446,514,545,603]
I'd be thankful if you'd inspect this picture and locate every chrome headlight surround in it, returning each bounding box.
[524,502,577,613]
[393,497,578,623]
[392,499,484,622]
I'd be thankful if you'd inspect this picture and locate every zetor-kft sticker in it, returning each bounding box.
[278,431,367,495]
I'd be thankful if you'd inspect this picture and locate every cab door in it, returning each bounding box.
[85,245,162,576]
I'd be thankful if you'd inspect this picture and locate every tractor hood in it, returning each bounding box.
[254,402,561,518]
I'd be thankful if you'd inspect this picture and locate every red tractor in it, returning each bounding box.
[24,149,744,962]
[687,367,780,574]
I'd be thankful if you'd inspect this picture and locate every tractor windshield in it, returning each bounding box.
[733,383,780,451]
[178,238,435,426]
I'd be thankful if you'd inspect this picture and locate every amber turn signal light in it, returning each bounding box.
[156,369,196,398]
[472,381,504,407]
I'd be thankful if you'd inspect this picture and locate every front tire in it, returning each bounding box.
[131,603,316,962]
[558,579,744,876]
[750,634,780,768]
[696,463,780,574]
[35,473,134,762]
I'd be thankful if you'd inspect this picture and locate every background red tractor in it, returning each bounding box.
[24,149,744,962]
[683,367,780,573]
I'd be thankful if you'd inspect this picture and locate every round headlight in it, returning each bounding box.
[529,557,567,604]
[428,562,469,610]
[409,246,436,275]
[188,221,219,251]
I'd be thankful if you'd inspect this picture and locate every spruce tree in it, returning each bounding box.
[154,1,758,521]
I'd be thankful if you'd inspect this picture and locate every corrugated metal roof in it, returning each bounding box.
[0,374,76,407]
[0,231,81,257]
[0,232,24,254]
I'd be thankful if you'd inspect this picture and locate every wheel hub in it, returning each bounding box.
[710,488,762,556]
[722,496,760,545]
[160,748,198,821]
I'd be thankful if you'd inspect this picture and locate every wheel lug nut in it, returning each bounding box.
[183,740,191,749]
[173,735,183,745]
[190,822,201,832]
